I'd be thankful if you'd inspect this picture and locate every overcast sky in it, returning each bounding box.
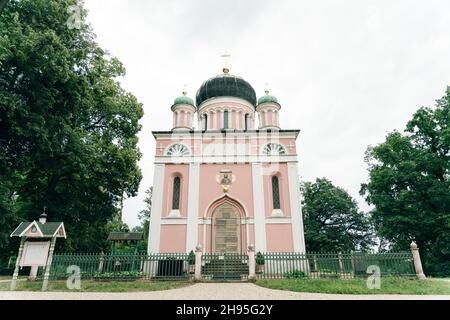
[83,0,450,228]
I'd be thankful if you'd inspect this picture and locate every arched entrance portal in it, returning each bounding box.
[212,203,241,253]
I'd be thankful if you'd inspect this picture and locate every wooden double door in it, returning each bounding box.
[212,204,241,253]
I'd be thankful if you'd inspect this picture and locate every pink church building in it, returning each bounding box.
[148,66,306,254]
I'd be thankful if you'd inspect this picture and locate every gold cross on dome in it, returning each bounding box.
[221,51,231,74]
[264,82,270,95]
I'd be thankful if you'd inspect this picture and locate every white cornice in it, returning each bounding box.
[154,156,299,164]
[153,131,300,140]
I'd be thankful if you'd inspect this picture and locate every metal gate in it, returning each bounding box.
[201,253,249,281]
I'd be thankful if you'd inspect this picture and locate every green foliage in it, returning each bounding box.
[188,250,195,264]
[93,271,145,280]
[284,270,306,279]
[302,178,375,252]
[255,252,265,265]
[257,278,450,295]
[0,279,192,292]
[361,88,450,276]
[0,0,143,257]
[138,186,152,242]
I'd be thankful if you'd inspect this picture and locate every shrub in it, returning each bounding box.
[188,250,195,264]
[285,270,307,279]
[93,271,145,280]
[256,252,265,265]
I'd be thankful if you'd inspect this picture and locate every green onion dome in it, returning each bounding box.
[173,92,195,107]
[257,91,279,105]
[196,73,257,108]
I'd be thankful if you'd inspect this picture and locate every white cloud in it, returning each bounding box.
[84,0,450,227]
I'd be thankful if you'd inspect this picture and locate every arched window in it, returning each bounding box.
[166,144,190,156]
[204,114,208,131]
[223,110,229,129]
[271,176,280,209]
[244,114,249,131]
[172,176,181,210]
[262,143,287,156]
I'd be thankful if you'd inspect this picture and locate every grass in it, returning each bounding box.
[0,279,192,292]
[256,277,450,295]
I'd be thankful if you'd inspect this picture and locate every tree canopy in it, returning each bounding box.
[302,178,375,252]
[0,0,143,261]
[361,88,450,276]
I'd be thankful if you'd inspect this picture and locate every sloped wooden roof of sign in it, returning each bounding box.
[10,221,66,238]
[107,232,143,241]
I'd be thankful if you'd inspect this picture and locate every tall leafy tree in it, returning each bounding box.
[0,0,143,258]
[361,88,450,276]
[302,178,375,252]
[0,0,9,14]
[136,186,152,242]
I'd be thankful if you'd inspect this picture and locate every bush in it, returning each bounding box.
[256,252,265,265]
[93,271,145,280]
[285,270,307,279]
[188,250,195,264]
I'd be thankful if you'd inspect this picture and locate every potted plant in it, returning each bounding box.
[255,252,265,274]
[188,250,196,273]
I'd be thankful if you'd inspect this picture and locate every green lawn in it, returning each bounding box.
[256,277,450,295]
[0,279,192,292]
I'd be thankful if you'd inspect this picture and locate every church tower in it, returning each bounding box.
[148,66,306,254]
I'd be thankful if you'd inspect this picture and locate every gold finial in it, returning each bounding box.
[182,84,187,96]
[221,51,231,74]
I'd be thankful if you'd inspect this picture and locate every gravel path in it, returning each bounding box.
[1,283,449,300]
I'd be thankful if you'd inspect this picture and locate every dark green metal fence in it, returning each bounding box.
[256,251,415,279]
[201,253,249,281]
[48,252,192,280]
[39,251,415,281]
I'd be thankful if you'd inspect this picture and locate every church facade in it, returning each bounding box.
[148,67,306,254]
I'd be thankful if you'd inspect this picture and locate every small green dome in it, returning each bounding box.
[257,92,278,105]
[173,93,194,107]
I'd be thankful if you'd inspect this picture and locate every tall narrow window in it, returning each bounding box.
[172,176,181,210]
[204,114,208,131]
[244,114,249,131]
[223,110,229,129]
[271,176,280,209]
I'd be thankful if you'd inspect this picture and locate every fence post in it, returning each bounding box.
[410,242,426,280]
[194,244,203,281]
[248,244,256,281]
